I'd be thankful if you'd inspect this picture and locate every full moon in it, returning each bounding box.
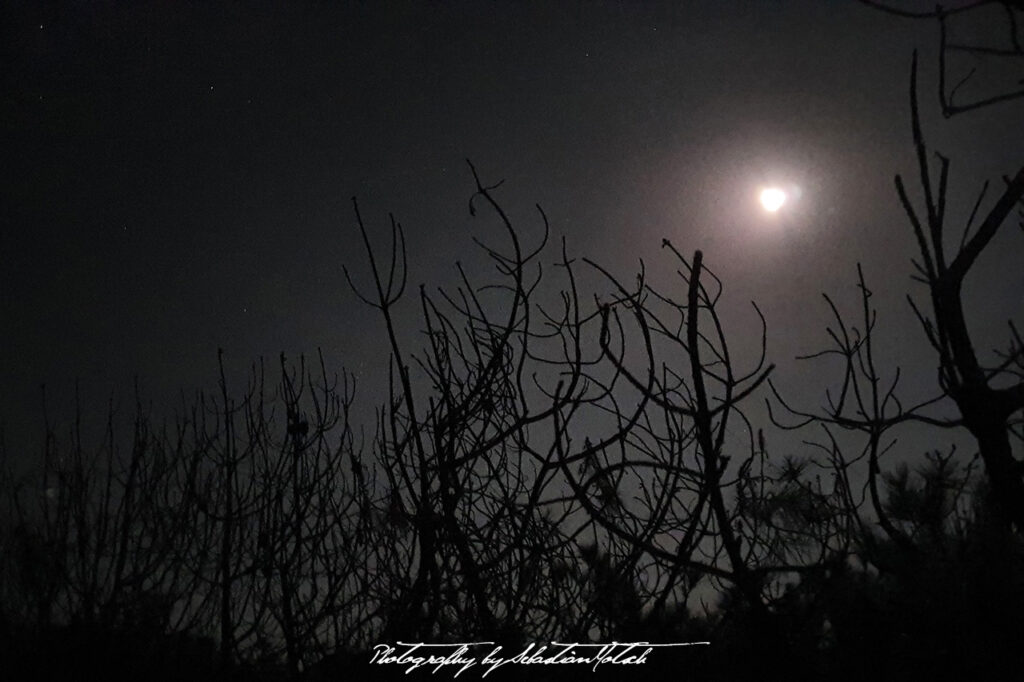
[760,187,787,212]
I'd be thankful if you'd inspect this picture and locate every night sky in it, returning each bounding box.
[2,1,1022,459]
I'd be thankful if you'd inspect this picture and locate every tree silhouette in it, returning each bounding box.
[860,0,1024,115]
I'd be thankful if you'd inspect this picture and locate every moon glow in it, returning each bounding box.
[759,187,787,212]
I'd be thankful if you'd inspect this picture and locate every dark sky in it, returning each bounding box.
[2,1,1021,457]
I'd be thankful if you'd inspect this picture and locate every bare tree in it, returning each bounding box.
[860,0,1024,116]
[344,161,647,644]
[893,53,1024,531]
[551,240,856,654]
